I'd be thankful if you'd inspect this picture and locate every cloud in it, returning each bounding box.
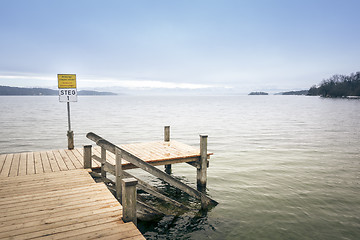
[80,77,218,89]
[0,74,223,90]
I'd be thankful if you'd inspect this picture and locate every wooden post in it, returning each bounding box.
[66,102,74,150]
[197,135,208,191]
[101,146,106,178]
[164,126,172,174]
[83,145,92,169]
[115,148,123,201]
[122,178,138,226]
[67,131,74,150]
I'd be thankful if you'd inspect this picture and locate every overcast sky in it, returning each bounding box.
[1,0,359,94]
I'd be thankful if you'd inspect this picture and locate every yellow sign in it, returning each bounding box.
[58,74,76,88]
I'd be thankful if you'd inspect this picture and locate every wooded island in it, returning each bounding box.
[307,72,360,98]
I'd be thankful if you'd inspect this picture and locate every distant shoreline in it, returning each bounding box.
[0,86,117,96]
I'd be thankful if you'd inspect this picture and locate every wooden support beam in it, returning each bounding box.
[101,147,106,178]
[122,178,138,226]
[136,200,165,221]
[187,158,209,168]
[91,154,189,210]
[115,148,123,202]
[164,126,172,174]
[83,145,92,169]
[197,135,208,191]
[91,155,114,174]
[164,126,170,142]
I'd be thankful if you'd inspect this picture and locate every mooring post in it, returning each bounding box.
[115,148,123,202]
[67,131,74,150]
[66,102,74,150]
[101,146,106,178]
[164,126,172,174]
[83,145,92,169]
[122,178,138,226]
[197,135,208,191]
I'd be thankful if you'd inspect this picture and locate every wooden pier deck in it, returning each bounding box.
[0,140,210,177]
[0,169,144,240]
[0,135,213,239]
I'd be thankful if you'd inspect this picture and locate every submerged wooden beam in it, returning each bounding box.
[91,154,190,210]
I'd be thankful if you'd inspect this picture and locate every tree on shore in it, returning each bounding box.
[307,72,360,97]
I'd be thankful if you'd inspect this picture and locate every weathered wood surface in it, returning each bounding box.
[0,140,212,177]
[96,140,213,170]
[0,169,145,240]
[0,149,100,177]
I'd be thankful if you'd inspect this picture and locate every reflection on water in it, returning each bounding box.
[0,95,359,239]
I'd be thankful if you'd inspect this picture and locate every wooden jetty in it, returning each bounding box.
[0,126,217,238]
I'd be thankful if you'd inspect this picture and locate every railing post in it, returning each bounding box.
[197,135,208,191]
[115,148,123,202]
[101,146,106,178]
[83,145,92,169]
[164,126,172,174]
[122,178,138,226]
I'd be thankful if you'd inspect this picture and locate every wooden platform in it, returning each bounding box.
[0,140,210,177]
[0,169,144,240]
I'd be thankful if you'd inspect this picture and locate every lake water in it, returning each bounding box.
[0,95,359,239]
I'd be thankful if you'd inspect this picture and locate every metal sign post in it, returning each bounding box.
[58,74,77,150]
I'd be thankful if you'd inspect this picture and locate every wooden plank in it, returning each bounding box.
[17,152,27,176]
[119,140,204,162]
[0,179,97,196]
[0,154,6,173]
[55,222,144,240]
[0,185,110,207]
[0,203,122,234]
[47,150,61,172]
[2,214,122,239]
[27,152,35,175]
[0,202,121,232]
[40,151,52,173]
[0,168,89,182]
[0,175,94,192]
[35,222,140,240]
[0,184,108,207]
[1,192,116,218]
[0,179,98,201]
[0,208,119,238]
[34,151,44,174]
[65,149,83,169]
[0,192,120,223]
[0,194,118,221]
[53,149,69,171]
[0,169,90,184]
[72,148,86,167]
[0,154,13,177]
[8,153,20,177]
[59,149,76,170]
[0,177,95,194]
